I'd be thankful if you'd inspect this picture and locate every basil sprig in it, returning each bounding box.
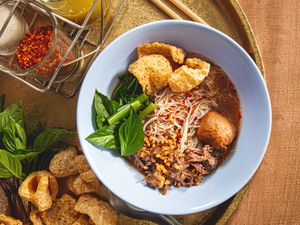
[0,96,75,179]
[87,83,153,156]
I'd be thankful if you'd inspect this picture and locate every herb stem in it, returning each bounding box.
[108,103,139,125]
[111,84,121,100]
[137,93,148,103]
[107,93,149,125]
[138,103,156,120]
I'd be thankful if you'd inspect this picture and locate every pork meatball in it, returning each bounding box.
[197,111,236,149]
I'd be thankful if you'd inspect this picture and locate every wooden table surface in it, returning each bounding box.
[228,1,300,224]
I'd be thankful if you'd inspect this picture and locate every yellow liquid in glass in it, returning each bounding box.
[42,0,108,23]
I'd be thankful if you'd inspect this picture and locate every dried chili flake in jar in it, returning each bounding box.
[16,26,54,69]
[16,26,76,79]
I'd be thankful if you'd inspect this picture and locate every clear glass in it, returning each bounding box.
[39,0,109,24]
[0,4,28,55]
[0,0,79,81]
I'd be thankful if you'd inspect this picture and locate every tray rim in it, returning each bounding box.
[229,0,265,77]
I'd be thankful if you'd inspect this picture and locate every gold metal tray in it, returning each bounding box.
[0,0,264,224]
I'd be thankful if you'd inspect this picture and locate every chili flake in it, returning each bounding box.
[16,26,54,69]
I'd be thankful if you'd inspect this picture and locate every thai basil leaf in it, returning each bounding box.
[2,116,26,152]
[96,91,120,115]
[33,128,75,152]
[94,91,109,127]
[119,108,144,156]
[96,115,105,128]
[0,115,9,133]
[109,101,120,115]
[15,123,26,147]
[0,164,13,178]
[14,151,41,161]
[0,149,23,179]
[86,126,119,150]
[6,102,24,127]
[94,91,120,128]
[0,102,24,131]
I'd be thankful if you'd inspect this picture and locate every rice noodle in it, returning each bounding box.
[143,77,218,152]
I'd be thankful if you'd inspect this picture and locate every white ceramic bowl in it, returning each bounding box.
[77,20,271,215]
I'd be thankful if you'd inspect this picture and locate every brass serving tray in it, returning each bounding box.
[0,0,264,224]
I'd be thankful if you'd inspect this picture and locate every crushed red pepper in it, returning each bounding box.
[16,26,54,69]
[16,26,75,78]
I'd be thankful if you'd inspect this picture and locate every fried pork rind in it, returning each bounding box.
[40,194,79,225]
[66,175,100,196]
[80,169,99,184]
[70,155,102,195]
[74,194,118,225]
[94,185,109,201]
[169,58,210,92]
[29,208,44,225]
[0,214,22,225]
[74,155,90,174]
[18,171,58,212]
[49,146,78,178]
[67,177,108,200]
[72,215,94,225]
[129,54,172,94]
[185,58,210,70]
[137,42,186,64]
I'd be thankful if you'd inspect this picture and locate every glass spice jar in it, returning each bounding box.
[16,26,76,80]
[38,0,110,24]
[0,0,79,81]
[0,4,29,56]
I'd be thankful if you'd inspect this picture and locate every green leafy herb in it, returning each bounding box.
[33,128,75,152]
[107,102,139,126]
[94,91,109,127]
[119,108,144,156]
[112,74,143,105]
[0,150,24,179]
[86,126,119,150]
[94,91,120,128]
[0,98,76,221]
[14,151,41,161]
[88,77,155,157]
[2,117,26,153]
[96,91,120,115]
[138,103,156,120]
[88,88,153,156]
[0,164,13,178]
[107,93,149,126]
[0,102,24,131]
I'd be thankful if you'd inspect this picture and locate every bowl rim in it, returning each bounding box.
[77,20,272,215]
